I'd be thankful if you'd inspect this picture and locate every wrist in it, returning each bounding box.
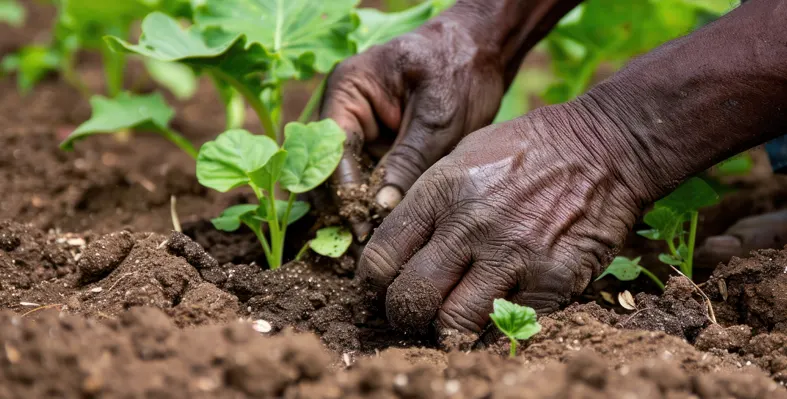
[436,0,582,83]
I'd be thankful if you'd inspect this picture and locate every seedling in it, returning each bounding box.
[489,298,541,358]
[198,120,351,269]
[637,177,719,279]
[595,256,664,291]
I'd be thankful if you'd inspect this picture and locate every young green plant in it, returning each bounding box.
[637,177,719,279]
[198,119,351,269]
[595,256,665,291]
[489,298,541,358]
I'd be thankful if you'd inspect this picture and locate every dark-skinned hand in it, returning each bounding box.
[320,17,506,241]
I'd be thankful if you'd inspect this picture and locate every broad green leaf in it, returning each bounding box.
[60,0,153,49]
[61,92,175,150]
[642,206,682,241]
[194,0,359,79]
[105,12,242,62]
[143,58,198,100]
[596,256,642,282]
[489,299,541,341]
[655,177,719,214]
[196,129,280,192]
[351,1,433,53]
[309,226,352,258]
[255,198,310,226]
[1,46,61,93]
[211,204,257,231]
[658,253,683,266]
[0,0,25,27]
[248,149,287,190]
[280,119,346,193]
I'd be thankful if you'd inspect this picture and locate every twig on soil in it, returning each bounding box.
[107,273,132,293]
[618,307,656,327]
[157,239,169,249]
[20,304,64,318]
[668,265,717,324]
[170,195,182,233]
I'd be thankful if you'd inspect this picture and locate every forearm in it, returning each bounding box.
[577,0,787,201]
[438,0,583,84]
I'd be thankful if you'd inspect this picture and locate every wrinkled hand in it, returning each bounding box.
[321,18,506,240]
[358,102,657,345]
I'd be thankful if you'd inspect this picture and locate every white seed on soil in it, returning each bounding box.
[65,238,86,247]
[90,287,103,293]
[252,319,272,333]
[394,374,408,387]
[342,353,352,367]
[19,302,40,307]
[445,380,460,395]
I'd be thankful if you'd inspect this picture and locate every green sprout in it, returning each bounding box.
[197,120,351,269]
[637,177,719,279]
[489,299,541,358]
[595,256,665,291]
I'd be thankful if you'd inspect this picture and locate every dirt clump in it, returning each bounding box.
[166,230,219,270]
[0,307,331,398]
[77,230,134,284]
[704,246,787,333]
[0,220,77,291]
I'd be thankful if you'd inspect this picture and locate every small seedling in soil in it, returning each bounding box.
[198,120,350,269]
[637,177,719,280]
[489,298,541,358]
[596,256,665,291]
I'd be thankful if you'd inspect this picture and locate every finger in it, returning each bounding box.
[384,229,473,334]
[374,97,464,210]
[436,259,518,336]
[358,193,436,296]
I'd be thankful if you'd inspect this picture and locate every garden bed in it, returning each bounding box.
[2,2,787,398]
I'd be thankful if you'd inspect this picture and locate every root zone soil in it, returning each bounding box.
[3,4,787,398]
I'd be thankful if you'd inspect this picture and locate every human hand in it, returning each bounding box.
[358,101,659,345]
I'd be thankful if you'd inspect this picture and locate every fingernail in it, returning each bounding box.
[375,185,402,210]
[352,221,373,243]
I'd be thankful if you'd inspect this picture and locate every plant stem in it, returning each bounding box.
[61,52,92,99]
[249,224,274,266]
[210,69,277,141]
[639,267,665,291]
[160,128,198,159]
[667,239,678,257]
[298,78,327,124]
[266,183,283,269]
[295,240,311,261]
[685,211,699,279]
[101,46,125,97]
[509,339,517,358]
[279,192,296,241]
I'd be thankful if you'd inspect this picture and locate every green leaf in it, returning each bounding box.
[61,0,154,49]
[61,92,174,150]
[105,12,242,62]
[677,243,689,262]
[143,58,198,100]
[636,229,661,240]
[211,204,257,231]
[716,152,753,176]
[309,226,352,258]
[196,129,280,192]
[256,198,310,226]
[0,0,25,27]
[489,298,541,341]
[194,0,360,79]
[248,150,287,189]
[655,177,719,214]
[658,253,683,266]
[280,119,346,193]
[642,206,682,242]
[1,45,61,93]
[596,256,642,282]
[351,1,433,53]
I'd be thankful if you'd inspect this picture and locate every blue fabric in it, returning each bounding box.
[766,135,787,174]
